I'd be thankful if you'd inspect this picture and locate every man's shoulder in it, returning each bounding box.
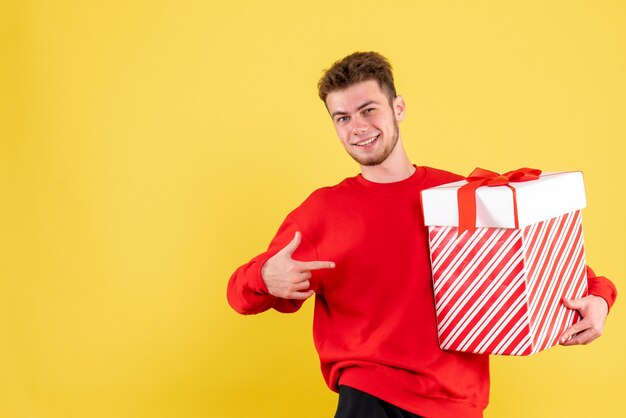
[303,175,358,202]
[288,175,359,215]
[277,176,360,235]
[422,166,465,187]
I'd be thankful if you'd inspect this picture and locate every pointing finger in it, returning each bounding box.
[299,260,336,271]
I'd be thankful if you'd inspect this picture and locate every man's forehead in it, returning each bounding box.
[325,80,388,114]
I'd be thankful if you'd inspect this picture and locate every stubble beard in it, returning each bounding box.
[348,119,400,167]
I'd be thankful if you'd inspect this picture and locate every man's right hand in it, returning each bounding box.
[261,231,335,300]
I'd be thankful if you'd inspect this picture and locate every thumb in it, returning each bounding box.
[279,231,302,257]
[562,297,584,311]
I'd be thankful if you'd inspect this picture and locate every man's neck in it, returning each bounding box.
[360,142,415,183]
[361,163,416,183]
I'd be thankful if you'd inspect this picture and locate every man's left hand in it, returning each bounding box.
[559,295,609,346]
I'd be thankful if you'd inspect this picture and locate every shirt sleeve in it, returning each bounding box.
[586,265,617,312]
[226,214,319,315]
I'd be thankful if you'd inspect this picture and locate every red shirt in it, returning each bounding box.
[227,166,617,418]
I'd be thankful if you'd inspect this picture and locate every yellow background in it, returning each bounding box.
[2,1,624,417]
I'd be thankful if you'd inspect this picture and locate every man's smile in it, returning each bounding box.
[353,134,380,147]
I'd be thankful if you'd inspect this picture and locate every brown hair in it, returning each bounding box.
[317,51,397,104]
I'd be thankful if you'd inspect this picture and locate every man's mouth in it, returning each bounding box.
[354,135,379,147]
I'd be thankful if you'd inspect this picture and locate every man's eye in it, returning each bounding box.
[364,108,375,114]
[337,116,349,123]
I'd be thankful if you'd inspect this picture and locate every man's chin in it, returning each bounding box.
[348,152,388,167]
[360,158,386,167]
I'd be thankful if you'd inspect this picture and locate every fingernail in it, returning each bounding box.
[330,262,335,268]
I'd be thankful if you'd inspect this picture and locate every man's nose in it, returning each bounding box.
[351,116,368,135]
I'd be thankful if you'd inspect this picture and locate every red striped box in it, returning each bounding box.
[421,172,588,355]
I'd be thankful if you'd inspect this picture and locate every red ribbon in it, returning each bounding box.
[457,167,542,234]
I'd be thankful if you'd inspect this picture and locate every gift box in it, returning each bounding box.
[421,168,588,355]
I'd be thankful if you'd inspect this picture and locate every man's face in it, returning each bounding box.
[325,79,405,167]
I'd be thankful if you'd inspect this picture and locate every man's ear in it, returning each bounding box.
[393,95,406,122]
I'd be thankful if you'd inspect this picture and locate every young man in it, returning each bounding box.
[227,52,617,418]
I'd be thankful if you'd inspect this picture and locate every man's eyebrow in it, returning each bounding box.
[357,100,379,111]
[330,109,348,118]
[330,100,380,118]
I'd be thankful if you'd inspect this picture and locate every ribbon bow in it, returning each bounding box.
[458,167,542,234]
